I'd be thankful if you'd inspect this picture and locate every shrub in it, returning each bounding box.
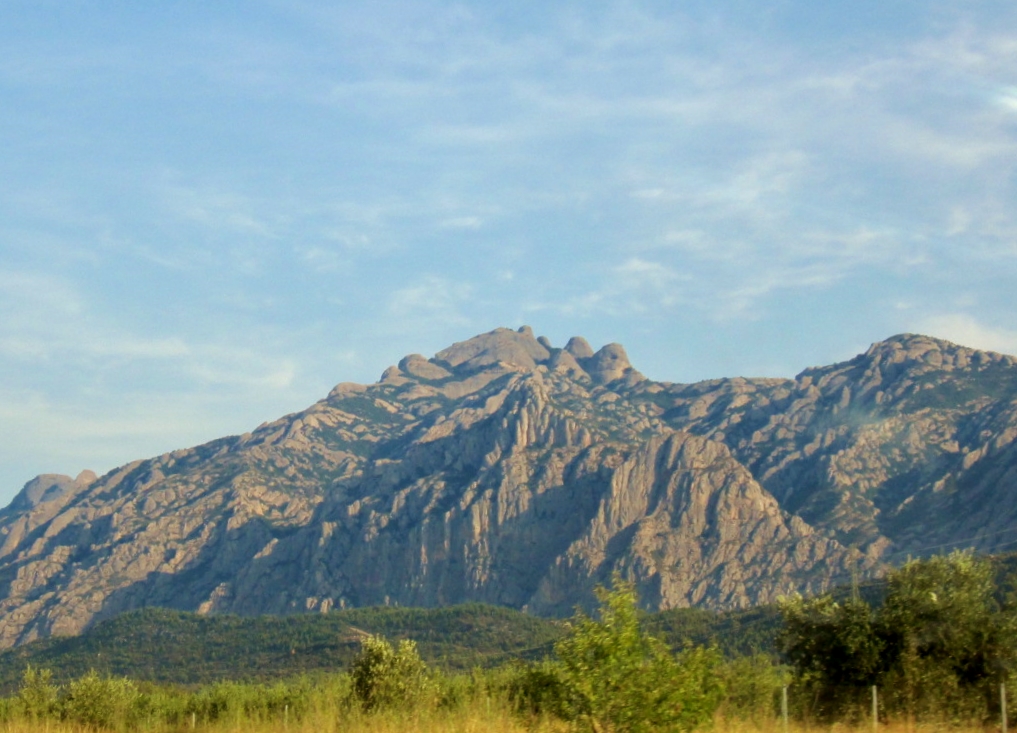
[183,678,311,724]
[62,670,140,730]
[716,654,789,722]
[349,635,436,711]
[16,665,59,720]
[779,551,1017,722]
[779,593,883,719]
[527,577,723,732]
[507,660,578,720]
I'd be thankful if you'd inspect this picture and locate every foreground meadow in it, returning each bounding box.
[0,712,1002,733]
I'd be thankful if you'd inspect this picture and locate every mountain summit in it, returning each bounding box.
[1,326,1016,648]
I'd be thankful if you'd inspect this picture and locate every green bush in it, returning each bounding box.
[507,659,579,720]
[130,687,190,728]
[716,655,789,722]
[779,593,883,719]
[516,577,723,732]
[349,635,436,711]
[435,669,495,711]
[184,678,311,724]
[779,551,1017,722]
[62,670,140,730]
[16,665,60,720]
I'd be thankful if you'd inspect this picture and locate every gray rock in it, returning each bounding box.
[585,343,640,384]
[398,354,453,381]
[435,327,551,371]
[564,336,595,359]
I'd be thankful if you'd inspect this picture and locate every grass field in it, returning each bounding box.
[0,713,998,733]
[0,698,562,732]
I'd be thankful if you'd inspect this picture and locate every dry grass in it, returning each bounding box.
[0,717,999,733]
[0,698,568,733]
[717,719,998,733]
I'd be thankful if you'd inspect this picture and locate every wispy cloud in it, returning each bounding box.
[526,257,689,318]
[160,184,275,237]
[386,275,475,329]
[439,216,484,230]
[916,314,1017,356]
[0,269,302,389]
[297,246,347,273]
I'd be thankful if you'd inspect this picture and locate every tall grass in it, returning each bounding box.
[0,713,1001,733]
[0,667,575,733]
[0,659,1005,733]
[0,688,567,733]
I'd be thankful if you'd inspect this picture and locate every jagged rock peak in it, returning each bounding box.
[564,336,595,359]
[398,354,452,381]
[865,333,1015,364]
[371,328,648,388]
[795,334,1016,384]
[7,326,1017,649]
[5,470,95,513]
[363,328,651,394]
[585,343,643,385]
[549,349,586,378]
[433,326,551,371]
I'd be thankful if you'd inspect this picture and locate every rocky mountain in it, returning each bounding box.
[0,327,1015,649]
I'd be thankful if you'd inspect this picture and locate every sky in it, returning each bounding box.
[2,1,1017,504]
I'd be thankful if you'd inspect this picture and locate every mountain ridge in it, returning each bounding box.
[1,327,1015,649]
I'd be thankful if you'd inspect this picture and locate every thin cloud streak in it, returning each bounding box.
[917,314,1017,357]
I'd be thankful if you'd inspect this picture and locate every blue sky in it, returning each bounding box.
[2,1,1017,503]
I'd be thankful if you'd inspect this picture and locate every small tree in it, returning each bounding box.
[62,670,140,730]
[349,635,435,711]
[779,552,1017,722]
[879,552,1012,718]
[17,665,59,720]
[779,593,883,718]
[551,577,722,732]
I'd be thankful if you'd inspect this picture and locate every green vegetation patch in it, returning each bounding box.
[0,604,563,692]
[648,605,784,659]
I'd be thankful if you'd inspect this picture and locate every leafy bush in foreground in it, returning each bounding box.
[780,551,1017,722]
[349,635,436,711]
[715,654,789,722]
[62,670,139,730]
[512,577,723,732]
[16,666,59,720]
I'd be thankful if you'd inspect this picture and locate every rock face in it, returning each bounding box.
[0,327,1015,648]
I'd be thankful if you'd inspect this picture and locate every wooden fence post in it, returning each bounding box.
[1002,683,1008,733]
[781,685,788,733]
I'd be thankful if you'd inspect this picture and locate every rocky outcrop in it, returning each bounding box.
[636,333,1017,556]
[0,328,1014,648]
